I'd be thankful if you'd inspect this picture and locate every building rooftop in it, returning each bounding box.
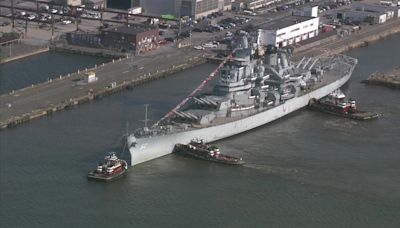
[259,15,314,30]
[102,25,157,35]
[336,8,386,16]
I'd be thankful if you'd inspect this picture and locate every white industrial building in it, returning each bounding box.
[292,5,319,18]
[234,0,276,10]
[257,16,319,47]
[336,9,387,24]
[335,2,398,24]
[353,2,398,18]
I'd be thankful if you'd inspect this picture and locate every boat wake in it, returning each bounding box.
[243,163,299,175]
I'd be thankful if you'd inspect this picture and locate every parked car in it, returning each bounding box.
[165,37,175,42]
[193,45,205,50]
[202,42,218,48]
[27,15,36,20]
[62,19,72,25]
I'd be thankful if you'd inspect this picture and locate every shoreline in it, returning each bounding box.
[362,67,400,89]
[0,47,50,63]
[1,19,400,130]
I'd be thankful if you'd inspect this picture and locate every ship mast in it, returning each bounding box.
[142,104,150,131]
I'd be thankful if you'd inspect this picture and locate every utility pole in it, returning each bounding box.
[9,42,12,57]
[36,0,39,26]
[178,18,182,36]
[25,19,28,35]
[11,0,14,30]
[51,13,54,40]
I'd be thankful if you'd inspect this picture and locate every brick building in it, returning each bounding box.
[101,25,159,54]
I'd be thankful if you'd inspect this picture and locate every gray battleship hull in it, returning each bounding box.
[128,70,353,166]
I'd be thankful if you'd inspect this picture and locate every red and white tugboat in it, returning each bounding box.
[308,89,380,120]
[88,152,128,182]
[174,139,245,165]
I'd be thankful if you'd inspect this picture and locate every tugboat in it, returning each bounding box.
[308,89,380,120]
[87,152,128,182]
[174,139,245,165]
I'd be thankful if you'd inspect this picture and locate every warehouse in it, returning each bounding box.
[257,15,319,47]
[334,2,397,24]
[101,25,159,54]
[181,0,232,19]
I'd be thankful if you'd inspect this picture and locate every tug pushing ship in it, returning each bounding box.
[308,89,380,120]
[88,152,128,181]
[174,139,244,165]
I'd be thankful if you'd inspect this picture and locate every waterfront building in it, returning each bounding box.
[82,0,105,9]
[141,0,179,16]
[55,0,82,6]
[233,0,275,11]
[334,2,397,24]
[352,2,396,19]
[65,24,159,55]
[292,5,318,18]
[101,25,159,55]
[104,0,234,18]
[180,0,232,19]
[106,0,133,9]
[335,9,388,24]
[257,15,319,47]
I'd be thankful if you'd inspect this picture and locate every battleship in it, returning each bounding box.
[126,34,358,166]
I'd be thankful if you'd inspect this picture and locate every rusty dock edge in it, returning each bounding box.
[0,57,206,130]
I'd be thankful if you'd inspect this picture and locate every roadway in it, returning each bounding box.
[0,45,207,125]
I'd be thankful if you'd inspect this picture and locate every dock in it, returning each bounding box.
[0,47,207,129]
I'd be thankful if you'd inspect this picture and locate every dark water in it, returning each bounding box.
[0,52,110,94]
[1,34,400,227]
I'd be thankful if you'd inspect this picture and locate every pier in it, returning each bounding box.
[0,47,207,129]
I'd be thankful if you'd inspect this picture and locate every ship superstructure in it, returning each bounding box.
[127,34,358,166]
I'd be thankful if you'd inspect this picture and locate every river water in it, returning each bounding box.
[0,52,110,94]
[0,34,399,227]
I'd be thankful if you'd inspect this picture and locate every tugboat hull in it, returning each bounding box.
[87,156,128,182]
[174,144,244,165]
[308,100,380,120]
[87,168,127,182]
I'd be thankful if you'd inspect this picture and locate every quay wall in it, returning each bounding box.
[328,24,400,54]
[0,47,49,63]
[0,56,206,130]
[50,45,126,59]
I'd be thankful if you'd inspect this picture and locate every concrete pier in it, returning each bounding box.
[0,48,207,130]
